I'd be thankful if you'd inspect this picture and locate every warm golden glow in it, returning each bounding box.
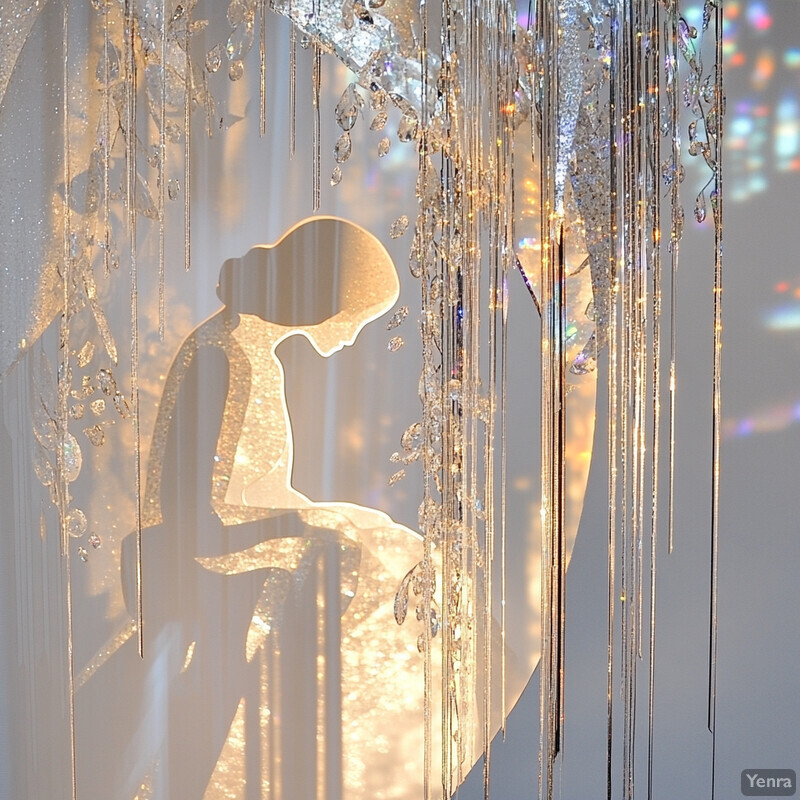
[138,217,426,799]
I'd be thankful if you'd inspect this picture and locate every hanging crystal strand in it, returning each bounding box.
[536,1,567,796]
[58,0,72,561]
[259,0,267,137]
[310,0,321,210]
[500,263,509,736]
[123,0,144,658]
[457,49,475,787]
[485,0,516,779]
[440,158,458,800]
[311,43,321,212]
[102,0,112,276]
[709,2,724,797]
[634,0,649,667]
[606,3,620,795]
[666,0,681,555]
[647,5,662,799]
[647,3,663,797]
[416,0,432,794]
[633,0,651,670]
[554,222,567,765]
[158,0,167,341]
[454,58,471,800]
[60,5,78,798]
[620,3,637,796]
[480,2,496,795]
[183,4,192,272]
[499,69,513,740]
[536,0,550,793]
[440,1,465,790]
[498,7,515,744]
[289,23,296,157]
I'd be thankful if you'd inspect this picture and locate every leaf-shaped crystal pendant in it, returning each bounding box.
[227,22,255,61]
[386,306,409,330]
[97,368,117,396]
[394,564,418,625]
[227,0,255,28]
[388,468,405,486]
[76,341,95,368]
[390,215,409,238]
[397,111,418,142]
[370,110,388,131]
[378,136,390,157]
[401,421,423,453]
[335,83,361,131]
[334,132,352,163]
[206,43,223,73]
[61,434,83,482]
[330,166,343,186]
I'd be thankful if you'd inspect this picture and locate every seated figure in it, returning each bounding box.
[85,218,425,800]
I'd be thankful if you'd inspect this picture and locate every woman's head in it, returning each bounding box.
[217,217,400,354]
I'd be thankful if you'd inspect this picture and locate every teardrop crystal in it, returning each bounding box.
[206,44,223,73]
[226,22,255,61]
[335,83,362,131]
[334,132,352,163]
[397,111,418,142]
[694,191,706,223]
[370,111,388,131]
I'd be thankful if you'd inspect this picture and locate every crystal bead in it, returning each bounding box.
[76,341,95,368]
[206,44,223,73]
[113,392,131,418]
[67,509,87,538]
[694,191,706,223]
[397,111,418,142]
[386,306,409,330]
[227,0,254,28]
[84,425,105,447]
[229,60,244,81]
[97,368,117,396]
[390,215,409,238]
